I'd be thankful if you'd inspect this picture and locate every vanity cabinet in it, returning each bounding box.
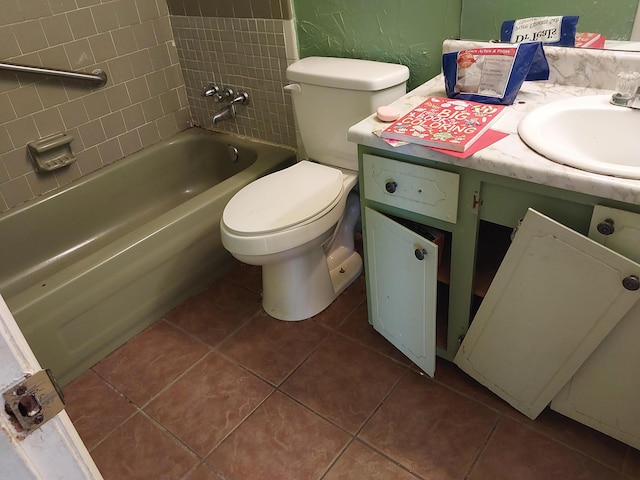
[549,205,640,450]
[362,154,460,376]
[359,148,640,448]
[454,208,640,419]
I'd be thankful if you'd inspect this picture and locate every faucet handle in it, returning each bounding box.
[214,87,234,103]
[231,91,249,105]
[202,83,220,98]
[615,72,640,99]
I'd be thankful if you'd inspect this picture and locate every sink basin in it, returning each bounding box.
[518,95,640,179]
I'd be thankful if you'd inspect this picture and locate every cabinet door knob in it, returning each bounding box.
[385,181,398,193]
[622,275,640,291]
[596,218,615,235]
[414,248,427,260]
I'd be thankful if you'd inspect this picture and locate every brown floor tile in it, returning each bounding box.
[624,447,640,478]
[507,407,629,472]
[433,357,512,414]
[165,285,254,348]
[199,275,262,316]
[224,262,262,293]
[469,417,628,480]
[312,274,367,329]
[60,250,640,480]
[145,351,273,457]
[217,312,331,385]
[359,370,499,480]
[93,320,210,406]
[337,301,412,366]
[90,412,198,480]
[436,358,630,473]
[64,369,137,450]
[281,335,406,434]
[206,391,350,480]
[184,463,225,480]
[324,440,420,479]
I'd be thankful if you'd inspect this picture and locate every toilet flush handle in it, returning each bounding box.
[284,83,302,94]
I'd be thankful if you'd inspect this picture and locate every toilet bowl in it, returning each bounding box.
[221,161,362,321]
[219,56,409,321]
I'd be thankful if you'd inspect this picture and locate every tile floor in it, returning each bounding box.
[64,261,640,480]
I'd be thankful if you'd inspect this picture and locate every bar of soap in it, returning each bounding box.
[377,106,401,122]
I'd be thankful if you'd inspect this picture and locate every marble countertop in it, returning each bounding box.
[348,46,640,206]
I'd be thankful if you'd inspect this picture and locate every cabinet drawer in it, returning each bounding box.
[362,154,459,223]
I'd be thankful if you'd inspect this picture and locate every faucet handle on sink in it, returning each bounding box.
[611,72,640,107]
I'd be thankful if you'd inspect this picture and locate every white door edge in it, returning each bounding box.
[0,295,103,479]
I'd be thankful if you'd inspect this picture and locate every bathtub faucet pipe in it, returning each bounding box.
[212,91,250,125]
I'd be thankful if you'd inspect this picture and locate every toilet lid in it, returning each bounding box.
[223,161,344,234]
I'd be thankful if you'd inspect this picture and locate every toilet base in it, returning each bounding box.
[262,247,362,321]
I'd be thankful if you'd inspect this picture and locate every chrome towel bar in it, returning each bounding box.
[0,61,107,87]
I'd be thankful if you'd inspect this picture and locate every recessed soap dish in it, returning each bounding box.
[27,132,76,172]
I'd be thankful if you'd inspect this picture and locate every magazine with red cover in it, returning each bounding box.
[574,32,606,49]
[381,97,506,152]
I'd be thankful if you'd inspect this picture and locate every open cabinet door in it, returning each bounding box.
[454,208,640,419]
[550,204,640,449]
[0,294,102,479]
[364,207,437,376]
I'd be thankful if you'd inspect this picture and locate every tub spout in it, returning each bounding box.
[211,91,250,125]
[212,104,236,124]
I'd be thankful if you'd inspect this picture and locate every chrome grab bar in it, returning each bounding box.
[0,61,108,87]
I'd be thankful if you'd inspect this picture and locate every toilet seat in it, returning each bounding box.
[222,161,344,235]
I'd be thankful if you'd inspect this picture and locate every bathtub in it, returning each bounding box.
[0,128,295,386]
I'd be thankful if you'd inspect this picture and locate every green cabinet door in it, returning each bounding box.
[364,207,438,376]
[455,209,640,419]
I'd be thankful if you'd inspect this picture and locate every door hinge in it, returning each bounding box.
[472,192,482,210]
[3,369,65,435]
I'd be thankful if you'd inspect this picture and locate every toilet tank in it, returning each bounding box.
[286,57,409,171]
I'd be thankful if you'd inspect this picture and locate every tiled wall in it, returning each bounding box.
[170,16,297,146]
[0,0,190,213]
[165,0,292,19]
[168,0,297,147]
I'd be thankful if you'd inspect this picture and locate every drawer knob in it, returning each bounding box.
[385,181,398,194]
[596,218,615,235]
[622,275,640,291]
[414,248,427,260]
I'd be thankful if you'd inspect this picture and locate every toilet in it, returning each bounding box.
[220,56,409,321]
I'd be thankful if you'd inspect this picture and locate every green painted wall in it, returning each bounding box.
[292,0,462,90]
[292,0,638,91]
[460,0,639,42]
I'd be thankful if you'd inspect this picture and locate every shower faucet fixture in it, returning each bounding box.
[202,84,237,103]
[212,90,250,125]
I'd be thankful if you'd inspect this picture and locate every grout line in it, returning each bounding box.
[199,388,279,461]
[318,436,357,480]
[463,414,502,479]
[79,373,142,453]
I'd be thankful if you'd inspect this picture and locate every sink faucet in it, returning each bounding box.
[610,72,640,109]
[212,91,250,125]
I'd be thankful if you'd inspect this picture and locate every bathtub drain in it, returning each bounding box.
[227,145,239,163]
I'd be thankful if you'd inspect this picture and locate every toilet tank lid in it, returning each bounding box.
[286,57,410,91]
